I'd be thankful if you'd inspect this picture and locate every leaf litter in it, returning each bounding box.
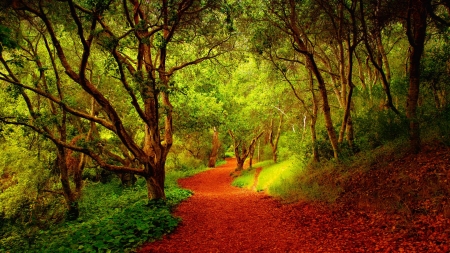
[138,151,449,252]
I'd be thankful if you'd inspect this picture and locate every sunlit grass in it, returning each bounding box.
[231,160,275,188]
[231,169,255,188]
[256,159,297,192]
[232,157,342,203]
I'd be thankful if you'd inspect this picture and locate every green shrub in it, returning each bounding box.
[421,104,450,146]
[224,151,235,158]
[0,165,206,253]
[354,109,408,150]
[231,157,344,203]
[30,201,179,253]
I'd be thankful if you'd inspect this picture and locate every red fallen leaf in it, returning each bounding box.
[443,245,449,252]
[137,158,450,253]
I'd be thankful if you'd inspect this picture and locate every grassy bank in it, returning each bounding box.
[232,157,340,203]
[232,137,450,219]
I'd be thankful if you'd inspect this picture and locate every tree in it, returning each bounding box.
[228,129,264,170]
[208,127,220,167]
[268,113,283,163]
[359,0,402,115]
[0,0,234,205]
[405,0,428,153]
[266,0,340,159]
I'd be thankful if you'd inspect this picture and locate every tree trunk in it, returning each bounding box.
[346,115,354,148]
[57,147,79,221]
[145,163,165,200]
[229,130,264,171]
[119,172,137,187]
[360,1,399,115]
[338,79,355,144]
[208,127,220,168]
[406,0,428,154]
[269,115,283,163]
[249,145,255,168]
[73,155,85,194]
[310,116,319,163]
[310,72,320,163]
[288,0,339,159]
[235,155,246,171]
[308,55,339,160]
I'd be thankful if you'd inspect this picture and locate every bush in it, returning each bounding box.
[231,160,275,189]
[0,165,206,252]
[354,109,408,150]
[224,151,235,158]
[421,104,450,146]
[28,201,179,253]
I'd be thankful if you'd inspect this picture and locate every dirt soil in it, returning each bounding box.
[138,157,449,252]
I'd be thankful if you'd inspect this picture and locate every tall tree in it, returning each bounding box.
[406,0,428,153]
[267,0,340,159]
[208,127,220,167]
[268,113,283,163]
[359,0,401,115]
[0,0,234,202]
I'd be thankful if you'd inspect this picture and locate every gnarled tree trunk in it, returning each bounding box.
[229,130,264,171]
[145,163,166,200]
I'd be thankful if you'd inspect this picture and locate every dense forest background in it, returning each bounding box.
[1,0,449,251]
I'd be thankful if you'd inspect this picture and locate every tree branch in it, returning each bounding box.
[0,117,145,175]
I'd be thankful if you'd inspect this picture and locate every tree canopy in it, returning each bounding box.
[1,0,450,251]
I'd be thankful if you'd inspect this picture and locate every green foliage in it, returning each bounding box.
[0,165,206,252]
[30,201,178,252]
[224,151,235,158]
[5,84,24,100]
[0,25,18,52]
[166,141,208,171]
[232,158,343,203]
[420,104,450,146]
[354,110,408,150]
[277,130,311,162]
[0,141,53,220]
[231,168,256,188]
[84,0,111,11]
[256,160,295,192]
[231,160,275,189]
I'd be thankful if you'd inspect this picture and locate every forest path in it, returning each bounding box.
[137,159,426,252]
[138,158,306,252]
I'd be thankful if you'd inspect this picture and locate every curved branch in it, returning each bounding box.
[0,117,145,175]
[0,76,116,131]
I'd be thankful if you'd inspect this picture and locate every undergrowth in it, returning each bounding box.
[232,131,449,221]
[231,137,414,204]
[0,166,207,253]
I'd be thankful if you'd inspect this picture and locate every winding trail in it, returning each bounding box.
[138,158,448,252]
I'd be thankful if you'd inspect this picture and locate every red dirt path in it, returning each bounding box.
[138,158,449,252]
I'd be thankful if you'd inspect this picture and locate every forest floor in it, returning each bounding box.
[138,154,449,252]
